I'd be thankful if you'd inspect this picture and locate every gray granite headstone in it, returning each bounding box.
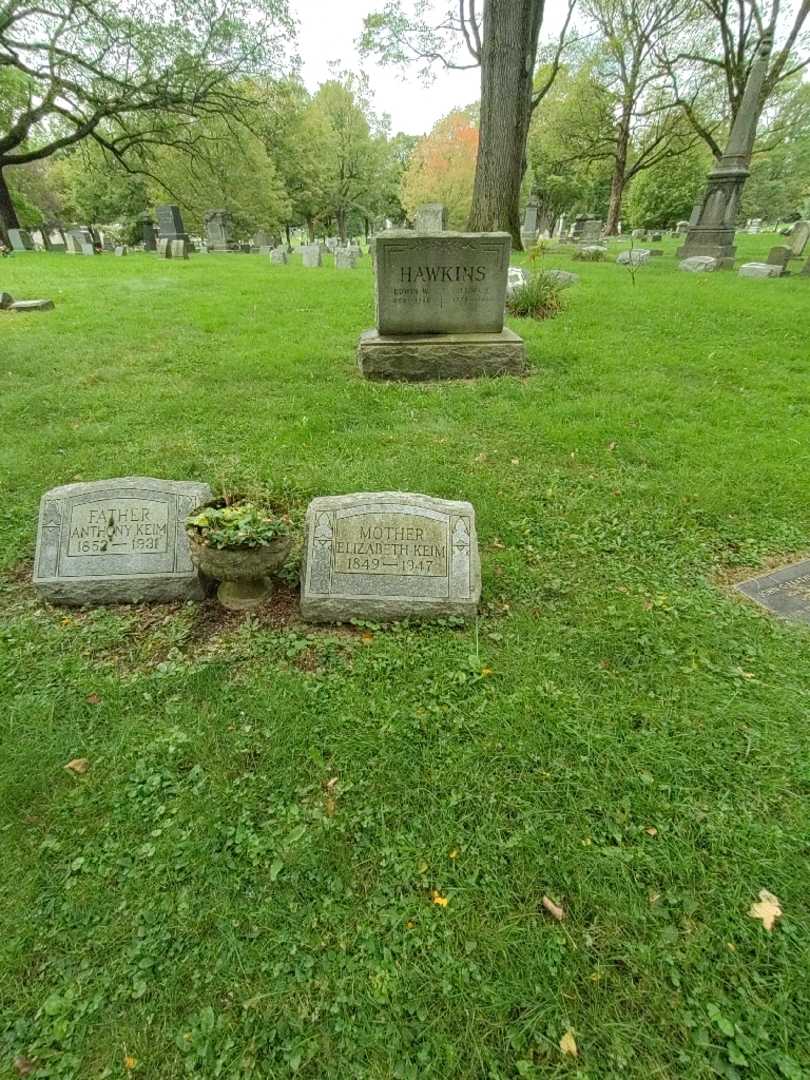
[736,560,810,625]
[34,477,212,606]
[8,229,34,251]
[170,239,190,259]
[156,204,187,240]
[738,262,781,278]
[270,246,288,264]
[766,245,791,271]
[789,221,809,258]
[114,245,128,257]
[335,248,358,269]
[679,256,717,272]
[301,492,481,622]
[302,244,322,267]
[616,249,650,266]
[415,204,447,232]
[157,238,172,259]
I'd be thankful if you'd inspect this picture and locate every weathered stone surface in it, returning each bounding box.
[616,249,650,266]
[506,266,528,297]
[414,203,447,231]
[738,262,782,278]
[157,238,172,259]
[114,245,128,256]
[679,256,717,272]
[34,477,212,606]
[170,239,190,259]
[736,559,810,625]
[789,220,809,258]
[0,292,13,309]
[301,492,481,622]
[335,248,359,269]
[10,299,54,311]
[156,204,187,240]
[543,269,579,287]
[8,228,34,251]
[375,231,510,335]
[358,328,527,381]
[301,244,322,267]
[204,208,238,251]
[270,246,288,264]
[766,245,791,268]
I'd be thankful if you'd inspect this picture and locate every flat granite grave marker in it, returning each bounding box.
[736,560,810,625]
[301,492,481,622]
[34,477,212,605]
[358,231,525,380]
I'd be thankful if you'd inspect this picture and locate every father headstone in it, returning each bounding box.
[34,477,212,605]
[300,492,481,622]
[415,204,448,232]
[358,231,526,380]
[8,229,34,252]
[736,560,810,625]
[789,221,809,259]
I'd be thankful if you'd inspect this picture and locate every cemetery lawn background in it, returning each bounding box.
[1,236,809,1080]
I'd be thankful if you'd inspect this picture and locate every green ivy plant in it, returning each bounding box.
[186,500,292,550]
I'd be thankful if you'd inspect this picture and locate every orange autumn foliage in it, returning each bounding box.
[400,110,479,229]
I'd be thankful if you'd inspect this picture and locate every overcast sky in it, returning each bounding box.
[292,0,577,137]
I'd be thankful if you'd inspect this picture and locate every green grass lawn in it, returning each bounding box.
[1,235,809,1079]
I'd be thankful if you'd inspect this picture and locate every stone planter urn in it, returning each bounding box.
[187,533,293,611]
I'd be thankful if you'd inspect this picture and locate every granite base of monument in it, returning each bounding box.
[300,492,481,623]
[34,477,212,606]
[357,328,527,381]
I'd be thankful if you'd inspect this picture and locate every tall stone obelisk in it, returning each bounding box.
[677,32,773,268]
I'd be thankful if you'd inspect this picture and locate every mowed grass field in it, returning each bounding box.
[1,235,809,1079]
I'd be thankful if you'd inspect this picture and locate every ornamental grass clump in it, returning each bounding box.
[186,500,292,550]
[505,271,564,321]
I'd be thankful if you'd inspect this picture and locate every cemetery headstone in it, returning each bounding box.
[170,239,190,259]
[335,248,358,269]
[616,249,650,266]
[736,560,810,625]
[580,219,603,243]
[358,230,526,380]
[204,209,238,252]
[521,201,539,249]
[270,246,289,264]
[155,204,188,241]
[10,299,55,311]
[252,229,273,250]
[8,229,34,251]
[506,266,528,297]
[676,220,690,235]
[64,233,79,254]
[800,256,810,277]
[679,256,717,272]
[302,244,322,268]
[34,477,213,606]
[788,221,809,259]
[747,218,763,234]
[544,269,579,288]
[300,492,481,622]
[765,246,791,273]
[738,262,781,278]
[46,226,66,252]
[414,204,448,232]
[157,238,172,259]
[139,213,158,251]
[114,245,128,256]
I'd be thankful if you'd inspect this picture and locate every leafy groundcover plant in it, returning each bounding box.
[186,499,292,549]
[506,271,564,320]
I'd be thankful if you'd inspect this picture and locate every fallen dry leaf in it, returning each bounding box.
[86,692,101,705]
[13,1056,35,1077]
[542,895,565,922]
[749,889,782,931]
[64,758,90,775]
[559,1030,578,1057]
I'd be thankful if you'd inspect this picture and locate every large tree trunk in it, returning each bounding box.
[468,0,543,249]
[0,166,20,239]
[606,118,631,235]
